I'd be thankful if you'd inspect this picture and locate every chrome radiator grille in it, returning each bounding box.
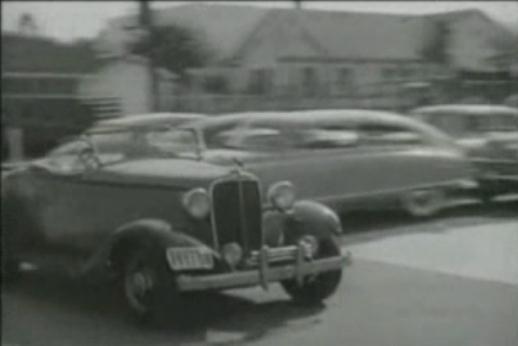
[211,179,262,253]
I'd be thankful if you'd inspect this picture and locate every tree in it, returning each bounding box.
[420,19,451,66]
[18,13,39,36]
[129,24,212,82]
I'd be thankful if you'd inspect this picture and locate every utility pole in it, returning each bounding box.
[139,1,159,112]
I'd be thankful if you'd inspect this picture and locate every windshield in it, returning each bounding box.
[48,126,200,168]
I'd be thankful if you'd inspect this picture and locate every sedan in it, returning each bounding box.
[182,109,476,217]
[411,104,518,201]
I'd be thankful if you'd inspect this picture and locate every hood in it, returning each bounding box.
[88,159,235,188]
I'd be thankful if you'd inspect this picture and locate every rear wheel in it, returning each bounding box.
[401,188,445,217]
[122,245,180,325]
[281,236,342,305]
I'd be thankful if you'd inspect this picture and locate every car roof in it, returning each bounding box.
[94,112,207,129]
[411,104,518,116]
[185,109,426,130]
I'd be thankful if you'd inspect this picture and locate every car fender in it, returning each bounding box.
[264,200,343,246]
[80,218,218,281]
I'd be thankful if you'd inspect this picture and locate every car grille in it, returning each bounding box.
[211,178,262,254]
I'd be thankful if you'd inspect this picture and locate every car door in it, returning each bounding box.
[244,118,365,202]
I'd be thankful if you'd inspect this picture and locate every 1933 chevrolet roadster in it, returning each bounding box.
[1,120,347,322]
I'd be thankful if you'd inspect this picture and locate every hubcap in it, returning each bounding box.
[125,266,155,314]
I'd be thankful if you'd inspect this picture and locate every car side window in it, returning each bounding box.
[204,122,246,149]
[357,123,424,147]
[297,125,360,149]
[217,125,294,151]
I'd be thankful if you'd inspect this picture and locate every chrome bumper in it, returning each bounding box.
[176,244,350,292]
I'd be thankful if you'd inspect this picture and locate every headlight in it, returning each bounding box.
[182,188,211,219]
[221,242,243,269]
[267,181,296,211]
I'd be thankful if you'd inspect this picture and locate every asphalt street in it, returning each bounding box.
[2,199,517,346]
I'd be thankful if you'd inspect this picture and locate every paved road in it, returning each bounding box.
[2,200,517,346]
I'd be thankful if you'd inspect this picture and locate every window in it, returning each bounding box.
[247,68,273,94]
[398,67,413,79]
[301,67,318,96]
[382,67,396,80]
[34,78,76,94]
[203,75,229,94]
[358,123,424,147]
[336,68,355,93]
[299,124,359,149]
[1,77,34,94]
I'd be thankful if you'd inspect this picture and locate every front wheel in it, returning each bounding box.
[122,245,180,325]
[400,188,445,217]
[281,236,342,305]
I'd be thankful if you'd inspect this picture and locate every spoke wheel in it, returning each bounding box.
[121,246,179,325]
[124,258,156,315]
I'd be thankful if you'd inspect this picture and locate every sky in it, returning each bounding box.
[2,1,518,42]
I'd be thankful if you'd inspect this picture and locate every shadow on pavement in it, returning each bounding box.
[3,267,325,345]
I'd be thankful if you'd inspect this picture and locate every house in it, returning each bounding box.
[78,55,177,117]
[1,32,177,160]
[96,4,516,112]
[1,32,98,160]
[98,5,430,98]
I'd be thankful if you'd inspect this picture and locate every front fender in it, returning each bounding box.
[81,218,218,280]
[263,200,343,246]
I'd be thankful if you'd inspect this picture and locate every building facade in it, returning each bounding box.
[95,4,516,113]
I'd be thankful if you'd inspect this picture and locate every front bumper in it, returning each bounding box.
[176,244,350,292]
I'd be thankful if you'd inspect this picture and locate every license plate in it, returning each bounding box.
[166,247,214,270]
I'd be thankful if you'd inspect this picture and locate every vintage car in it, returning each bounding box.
[1,118,347,323]
[182,109,476,217]
[411,105,518,200]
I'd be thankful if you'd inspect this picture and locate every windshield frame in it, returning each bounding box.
[47,125,204,170]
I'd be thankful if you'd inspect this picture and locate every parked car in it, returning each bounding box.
[183,109,475,217]
[1,118,347,323]
[410,105,518,201]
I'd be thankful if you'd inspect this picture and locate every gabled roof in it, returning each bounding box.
[280,9,427,60]
[107,4,506,64]
[111,4,271,63]
[1,32,98,73]
[109,4,428,62]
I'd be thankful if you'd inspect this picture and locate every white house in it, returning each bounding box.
[78,55,177,117]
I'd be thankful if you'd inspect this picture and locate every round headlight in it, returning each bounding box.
[221,242,243,269]
[182,188,211,219]
[267,181,296,211]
